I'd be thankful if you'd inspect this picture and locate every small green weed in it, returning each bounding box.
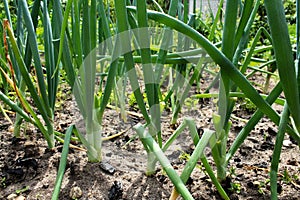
[282,168,292,183]
[229,182,241,194]
[238,97,257,113]
[1,176,6,188]
[16,185,30,195]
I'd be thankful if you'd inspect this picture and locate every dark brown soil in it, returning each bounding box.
[0,71,300,200]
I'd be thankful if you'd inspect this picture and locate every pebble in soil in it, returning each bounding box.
[100,160,116,174]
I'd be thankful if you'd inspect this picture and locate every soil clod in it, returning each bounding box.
[108,181,123,200]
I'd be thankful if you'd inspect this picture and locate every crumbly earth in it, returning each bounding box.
[0,71,300,200]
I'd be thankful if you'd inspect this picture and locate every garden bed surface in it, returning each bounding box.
[0,72,299,200]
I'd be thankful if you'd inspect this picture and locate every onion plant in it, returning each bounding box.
[135,118,231,200]
[0,0,76,148]
[0,0,62,148]
[127,0,300,199]
[264,0,300,198]
[56,0,209,165]
[68,0,103,162]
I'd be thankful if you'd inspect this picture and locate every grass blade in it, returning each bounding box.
[52,125,74,200]
[137,0,161,144]
[208,0,224,42]
[52,0,76,87]
[270,103,289,200]
[265,0,300,131]
[233,0,254,51]
[54,0,74,80]
[19,0,51,113]
[221,0,238,60]
[42,0,58,110]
